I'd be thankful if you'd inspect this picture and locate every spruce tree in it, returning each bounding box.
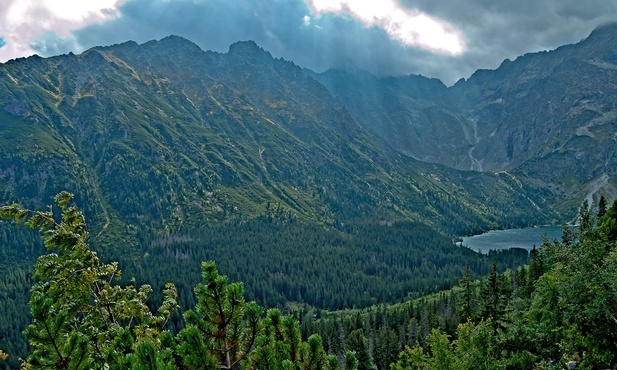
[480,262,509,333]
[345,329,376,370]
[458,264,475,321]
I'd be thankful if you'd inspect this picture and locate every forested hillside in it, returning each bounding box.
[1,191,616,369]
[0,194,531,368]
[0,35,556,242]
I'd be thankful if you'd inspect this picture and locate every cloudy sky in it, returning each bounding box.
[1,0,616,85]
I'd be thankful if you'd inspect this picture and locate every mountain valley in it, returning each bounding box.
[1,23,617,369]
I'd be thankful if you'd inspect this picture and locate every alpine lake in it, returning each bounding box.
[459,226,564,254]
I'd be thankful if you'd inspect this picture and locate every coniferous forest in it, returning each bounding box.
[1,192,616,369]
[0,192,530,369]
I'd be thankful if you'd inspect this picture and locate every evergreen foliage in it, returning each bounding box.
[305,201,617,369]
[179,261,260,369]
[345,329,376,370]
[3,193,616,369]
[0,201,530,368]
[597,195,607,218]
[0,193,357,369]
[0,192,179,369]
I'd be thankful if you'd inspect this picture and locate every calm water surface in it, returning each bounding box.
[460,226,563,254]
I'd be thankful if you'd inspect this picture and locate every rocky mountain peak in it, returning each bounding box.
[583,22,617,43]
[129,35,205,60]
[309,24,617,214]
[227,40,273,62]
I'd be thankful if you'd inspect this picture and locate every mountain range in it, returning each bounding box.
[1,24,616,244]
[0,30,579,247]
[309,23,617,216]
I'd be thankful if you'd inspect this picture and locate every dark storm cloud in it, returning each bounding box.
[27,0,617,85]
[402,0,617,83]
[33,0,428,77]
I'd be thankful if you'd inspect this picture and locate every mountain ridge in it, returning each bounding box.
[309,23,617,216]
[0,34,556,248]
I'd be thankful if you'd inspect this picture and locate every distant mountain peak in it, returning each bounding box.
[228,40,273,60]
[159,34,197,45]
[108,40,140,49]
[120,35,204,57]
[582,21,617,44]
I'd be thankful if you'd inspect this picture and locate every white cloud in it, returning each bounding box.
[303,0,466,55]
[0,0,125,62]
[303,15,312,26]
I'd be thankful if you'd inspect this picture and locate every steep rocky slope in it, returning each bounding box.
[310,23,617,217]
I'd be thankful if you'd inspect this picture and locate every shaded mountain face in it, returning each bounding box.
[0,36,556,245]
[310,24,617,215]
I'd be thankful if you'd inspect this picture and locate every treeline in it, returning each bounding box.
[304,198,617,369]
[115,217,529,312]
[0,193,362,369]
[0,198,531,369]
[3,193,616,368]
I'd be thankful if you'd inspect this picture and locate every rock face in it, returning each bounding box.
[450,24,617,172]
[310,23,617,214]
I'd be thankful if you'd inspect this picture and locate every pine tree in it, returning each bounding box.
[248,308,332,370]
[178,261,261,370]
[458,264,475,322]
[598,195,607,218]
[0,192,179,369]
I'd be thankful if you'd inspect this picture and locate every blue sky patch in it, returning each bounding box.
[0,37,6,49]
